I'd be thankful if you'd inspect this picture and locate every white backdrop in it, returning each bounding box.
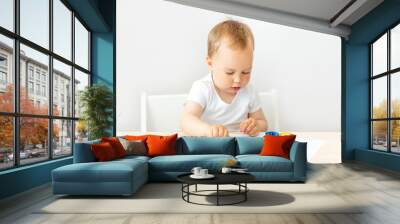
[116,0,341,133]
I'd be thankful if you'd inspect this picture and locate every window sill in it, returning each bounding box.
[0,156,72,176]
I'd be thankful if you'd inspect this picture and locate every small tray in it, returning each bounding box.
[190,174,215,179]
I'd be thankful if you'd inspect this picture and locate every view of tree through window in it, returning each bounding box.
[0,0,91,170]
[371,23,400,153]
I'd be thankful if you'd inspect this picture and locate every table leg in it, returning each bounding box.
[245,183,247,201]
[217,184,219,206]
[195,184,197,192]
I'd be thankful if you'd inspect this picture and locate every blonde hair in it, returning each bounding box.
[207,19,254,58]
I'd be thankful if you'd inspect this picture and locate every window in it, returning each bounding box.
[28,67,34,80]
[371,23,400,154]
[53,0,72,60]
[36,83,40,95]
[28,81,34,94]
[0,55,7,67]
[75,18,89,69]
[20,117,49,165]
[0,1,91,170]
[53,119,72,158]
[20,0,49,49]
[53,59,71,117]
[0,116,13,170]
[74,69,89,118]
[0,71,6,85]
[42,85,46,97]
[0,0,13,32]
[0,34,13,113]
[35,70,40,81]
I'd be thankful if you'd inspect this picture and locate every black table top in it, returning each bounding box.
[177,172,255,185]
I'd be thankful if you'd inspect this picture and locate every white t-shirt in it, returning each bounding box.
[184,72,261,132]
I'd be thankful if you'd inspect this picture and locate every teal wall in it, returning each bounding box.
[91,32,115,135]
[0,158,72,199]
[0,0,116,200]
[343,0,400,171]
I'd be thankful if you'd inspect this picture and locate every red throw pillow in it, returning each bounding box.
[259,134,296,159]
[101,137,127,158]
[91,142,117,161]
[146,133,178,157]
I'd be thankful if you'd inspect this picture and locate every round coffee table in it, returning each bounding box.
[177,172,255,206]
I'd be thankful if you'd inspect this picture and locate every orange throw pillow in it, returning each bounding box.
[260,134,296,159]
[91,142,117,161]
[124,135,149,141]
[101,137,127,158]
[146,133,178,157]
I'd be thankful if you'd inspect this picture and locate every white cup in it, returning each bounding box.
[191,167,202,176]
[221,167,232,174]
[200,169,208,176]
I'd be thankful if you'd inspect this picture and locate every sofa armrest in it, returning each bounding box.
[73,140,100,163]
[289,141,307,181]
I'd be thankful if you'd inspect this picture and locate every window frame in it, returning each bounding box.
[370,21,400,154]
[0,0,92,171]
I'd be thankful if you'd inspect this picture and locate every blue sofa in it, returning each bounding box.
[52,136,307,196]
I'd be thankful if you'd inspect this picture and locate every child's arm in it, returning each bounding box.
[180,101,228,137]
[240,108,268,136]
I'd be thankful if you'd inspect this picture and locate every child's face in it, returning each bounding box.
[206,38,253,96]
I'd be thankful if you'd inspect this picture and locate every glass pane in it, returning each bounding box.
[372,77,387,119]
[20,0,49,49]
[20,44,49,115]
[372,121,388,151]
[20,117,49,165]
[392,72,400,118]
[20,0,49,48]
[0,0,13,31]
[53,0,72,60]
[0,34,14,112]
[53,59,72,117]
[372,33,387,76]
[391,120,400,153]
[74,69,89,118]
[75,120,88,143]
[75,17,89,69]
[392,24,400,70]
[53,119,72,157]
[0,116,13,170]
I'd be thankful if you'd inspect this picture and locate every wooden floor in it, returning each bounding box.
[1,162,400,224]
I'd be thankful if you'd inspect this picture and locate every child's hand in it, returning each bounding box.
[240,118,259,137]
[207,124,229,137]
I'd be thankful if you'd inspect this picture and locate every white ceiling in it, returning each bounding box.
[165,0,384,38]
[226,0,353,22]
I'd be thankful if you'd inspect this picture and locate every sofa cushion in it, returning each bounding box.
[101,137,127,158]
[236,155,293,172]
[260,135,296,159]
[148,154,235,172]
[176,137,236,155]
[147,134,178,157]
[52,158,147,183]
[118,138,147,156]
[235,137,263,155]
[91,142,118,161]
[115,155,150,163]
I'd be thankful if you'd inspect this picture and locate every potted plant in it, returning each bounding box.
[79,84,113,140]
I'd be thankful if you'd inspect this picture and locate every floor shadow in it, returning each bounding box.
[202,190,295,207]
